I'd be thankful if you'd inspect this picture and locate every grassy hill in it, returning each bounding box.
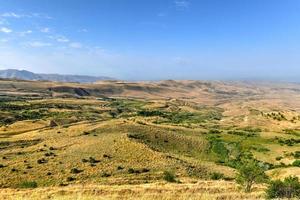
[0,79,300,199]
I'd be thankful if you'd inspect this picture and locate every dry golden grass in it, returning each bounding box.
[0,181,266,200]
[267,167,300,180]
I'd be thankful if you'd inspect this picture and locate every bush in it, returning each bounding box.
[236,159,268,192]
[208,129,222,134]
[18,181,38,188]
[210,172,224,180]
[128,168,135,174]
[70,168,83,174]
[163,170,176,183]
[292,160,300,167]
[294,151,300,159]
[101,172,111,177]
[117,166,124,170]
[266,176,300,199]
[66,177,75,182]
[37,158,47,164]
[275,156,283,161]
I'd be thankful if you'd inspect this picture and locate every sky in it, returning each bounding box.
[0,0,300,81]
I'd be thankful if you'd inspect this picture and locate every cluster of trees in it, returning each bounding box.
[235,159,300,199]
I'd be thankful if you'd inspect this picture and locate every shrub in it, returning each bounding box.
[210,172,224,180]
[127,168,143,174]
[127,133,143,140]
[208,129,222,134]
[236,159,268,192]
[103,154,111,159]
[266,176,300,199]
[128,168,135,174]
[141,168,150,173]
[49,120,58,127]
[70,168,83,174]
[11,168,17,172]
[292,160,300,167]
[37,158,47,164]
[163,170,176,183]
[66,177,75,182]
[88,157,100,163]
[275,156,283,161]
[294,151,300,159]
[18,181,38,188]
[101,172,111,177]
[44,152,55,157]
[83,131,90,135]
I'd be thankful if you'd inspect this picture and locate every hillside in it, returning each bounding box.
[0,69,113,83]
[0,79,300,199]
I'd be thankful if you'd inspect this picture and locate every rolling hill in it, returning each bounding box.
[0,79,300,199]
[0,69,113,83]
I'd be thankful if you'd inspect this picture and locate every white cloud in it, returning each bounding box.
[1,12,23,18]
[40,27,50,33]
[19,30,32,36]
[31,13,53,19]
[174,0,190,10]
[26,41,52,47]
[78,28,88,33]
[0,27,12,33]
[69,42,82,48]
[48,35,69,43]
[1,12,52,19]
[56,36,69,43]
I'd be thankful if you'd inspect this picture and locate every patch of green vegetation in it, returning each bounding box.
[210,172,224,180]
[276,138,300,146]
[293,151,300,159]
[266,176,300,199]
[240,127,262,133]
[264,112,287,121]
[0,100,106,126]
[126,125,208,160]
[292,160,300,167]
[208,136,229,163]
[283,129,300,136]
[163,170,177,183]
[207,135,273,169]
[208,129,222,134]
[107,99,146,117]
[236,159,268,192]
[228,130,257,137]
[18,181,38,188]
[140,108,222,125]
[250,146,270,153]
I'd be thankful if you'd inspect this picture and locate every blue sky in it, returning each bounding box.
[0,0,300,80]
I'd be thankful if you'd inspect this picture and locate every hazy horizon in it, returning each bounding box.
[1,0,300,81]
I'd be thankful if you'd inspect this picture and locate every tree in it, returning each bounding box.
[235,159,268,192]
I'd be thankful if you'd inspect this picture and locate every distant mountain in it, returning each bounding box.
[0,69,114,83]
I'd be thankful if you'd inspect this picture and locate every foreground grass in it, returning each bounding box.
[0,181,265,200]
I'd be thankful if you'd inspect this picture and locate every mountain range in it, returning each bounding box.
[0,69,113,83]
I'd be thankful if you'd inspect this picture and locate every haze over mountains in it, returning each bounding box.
[0,69,113,83]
